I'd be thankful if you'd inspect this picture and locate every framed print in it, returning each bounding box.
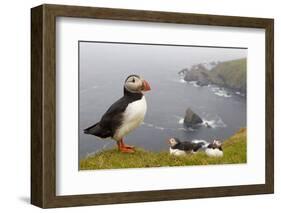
[31,4,274,208]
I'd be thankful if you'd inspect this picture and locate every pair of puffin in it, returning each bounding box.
[168,138,223,157]
[84,75,151,153]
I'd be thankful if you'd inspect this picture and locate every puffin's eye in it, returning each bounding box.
[132,78,135,83]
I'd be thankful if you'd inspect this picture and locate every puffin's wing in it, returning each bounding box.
[83,122,112,138]
[99,97,129,128]
[192,142,205,152]
[84,97,129,138]
[178,141,193,151]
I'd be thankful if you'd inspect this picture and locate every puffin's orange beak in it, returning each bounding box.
[142,80,151,91]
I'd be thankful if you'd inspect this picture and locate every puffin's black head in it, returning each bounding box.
[208,140,223,150]
[124,75,151,94]
[167,138,181,148]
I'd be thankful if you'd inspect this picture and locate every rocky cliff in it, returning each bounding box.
[182,58,247,92]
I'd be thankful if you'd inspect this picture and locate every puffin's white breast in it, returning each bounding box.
[114,96,147,140]
[169,148,187,156]
[205,148,223,157]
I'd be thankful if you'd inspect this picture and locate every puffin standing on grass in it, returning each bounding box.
[84,75,151,153]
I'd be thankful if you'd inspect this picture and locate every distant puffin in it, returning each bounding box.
[167,138,204,156]
[84,75,151,153]
[204,140,223,157]
[168,138,223,157]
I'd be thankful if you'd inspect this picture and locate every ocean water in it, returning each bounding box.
[79,42,247,159]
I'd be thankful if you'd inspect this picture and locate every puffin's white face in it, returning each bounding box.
[168,138,178,147]
[213,140,222,147]
[124,75,151,93]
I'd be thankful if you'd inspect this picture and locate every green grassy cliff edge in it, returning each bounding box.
[80,128,247,170]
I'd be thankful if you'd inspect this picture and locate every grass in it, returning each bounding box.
[183,58,247,92]
[209,58,247,92]
[80,128,247,170]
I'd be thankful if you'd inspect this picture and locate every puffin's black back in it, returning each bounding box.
[171,141,205,152]
[84,87,143,138]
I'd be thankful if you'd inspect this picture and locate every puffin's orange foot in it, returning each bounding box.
[120,138,135,150]
[119,147,135,153]
[117,139,135,153]
[122,144,135,150]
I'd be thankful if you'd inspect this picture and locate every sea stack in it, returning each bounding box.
[184,108,203,127]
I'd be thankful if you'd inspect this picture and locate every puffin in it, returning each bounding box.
[168,138,223,157]
[204,140,223,157]
[84,74,151,153]
[167,138,205,156]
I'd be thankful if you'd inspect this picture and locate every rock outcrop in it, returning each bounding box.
[184,108,203,127]
[181,58,247,93]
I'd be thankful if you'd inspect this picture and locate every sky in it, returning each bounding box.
[80,41,247,75]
